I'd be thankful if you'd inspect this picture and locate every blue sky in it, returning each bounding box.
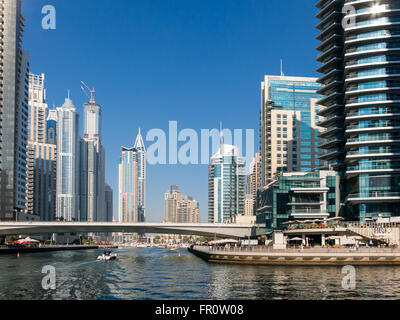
[22,0,321,222]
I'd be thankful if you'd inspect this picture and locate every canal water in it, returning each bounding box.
[1,248,400,299]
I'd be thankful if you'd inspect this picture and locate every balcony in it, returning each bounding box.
[346,191,400,204]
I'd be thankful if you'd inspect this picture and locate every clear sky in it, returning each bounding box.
[22,0,321,222]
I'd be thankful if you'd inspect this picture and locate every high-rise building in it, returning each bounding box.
[244,194,254,216]
[164,185,180,222]
[134,128,146,222]
[46,108,57,144]
[316,0,400,220]
[0,0,29,220]
[25,73,57,220]
[118,130,146,223]
[208,144,246,223]
[247,153,262,215]
[56,96,80,221]
[164,186,200,223]
[80,90,106,222]
[27,73,47,143]
[260,76,324,187]
[105,184,113,222]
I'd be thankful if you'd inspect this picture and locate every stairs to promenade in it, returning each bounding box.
[346,223,395,244]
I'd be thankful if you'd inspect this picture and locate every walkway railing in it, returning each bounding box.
[206,246,400,254]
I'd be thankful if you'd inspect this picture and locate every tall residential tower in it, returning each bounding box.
[56,96,80,221]
[316,0,400,220]
[208,144,246,223]
[0,0,29,220]
[80,87,106,222]
[260,75,324,187]
[118,130,146,223]
[25,73,57,221]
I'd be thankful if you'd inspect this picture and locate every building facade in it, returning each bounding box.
[80,92,106,222]
[134,128,146,222]
[316,0,400,220]
[118,130,146,223]
[256,170,340,232]
[164,185,200,223]
[260,76,324,187]
[244,194,254,216]
[0,0,29,220]
[119,146,138,223]
[56,96,80,221]
[105,184,113,222]
[25,72,57,221]
[247,153,261,215]
[208,144,245,223]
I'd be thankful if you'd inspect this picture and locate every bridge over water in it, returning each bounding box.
[0,222,257,239]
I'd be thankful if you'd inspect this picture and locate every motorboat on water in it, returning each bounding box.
[97,251,117,261]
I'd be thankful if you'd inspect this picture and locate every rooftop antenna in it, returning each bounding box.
[80,81,95,103]
[280,59,284,77]
[67,89,70,99]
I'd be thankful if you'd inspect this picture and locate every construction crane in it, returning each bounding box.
[80,81,95,103]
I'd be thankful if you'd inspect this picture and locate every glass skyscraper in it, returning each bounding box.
[208,144,245,223]
[0,0,29,220]
[80,91,106,222]
[56,96,80,221]
[118,130,146,223]
[134,128,146,222]
[317,0,400,220]
[260,76,324,187]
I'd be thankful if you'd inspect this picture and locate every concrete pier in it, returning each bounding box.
[188,246,400,265]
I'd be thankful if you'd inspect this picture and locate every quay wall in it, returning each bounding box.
[188,246,400,265]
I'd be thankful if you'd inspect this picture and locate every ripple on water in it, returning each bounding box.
[2,250,400,299]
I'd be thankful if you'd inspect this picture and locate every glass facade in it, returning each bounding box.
[0,0,28,220]
[56,97,80,221]
[260,76,324,187]
[208,144,245,223]
[317,0,400,221]
[118,147,139,223]
[257,170,339,232]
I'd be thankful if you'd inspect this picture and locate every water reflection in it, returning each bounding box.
[1,248,400,299]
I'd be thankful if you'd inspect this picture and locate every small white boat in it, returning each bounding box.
[97,251,117,261]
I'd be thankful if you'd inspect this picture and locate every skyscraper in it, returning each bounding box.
[260,76,324,187]
[164,185,180,222]
[118,130,146,223]
[208,144,246,223]
[134,128,146,222]
[164,186,200,223]
[0,0,29,220]
[248,153,262,215]
[316,0,400,220]
[105,184,113,222]
[80,88,106,222]
[25,73,57,221]
[56,95,80,221]
[118,146,138,223]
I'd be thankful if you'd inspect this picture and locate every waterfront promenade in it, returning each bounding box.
[189,245,400,265]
